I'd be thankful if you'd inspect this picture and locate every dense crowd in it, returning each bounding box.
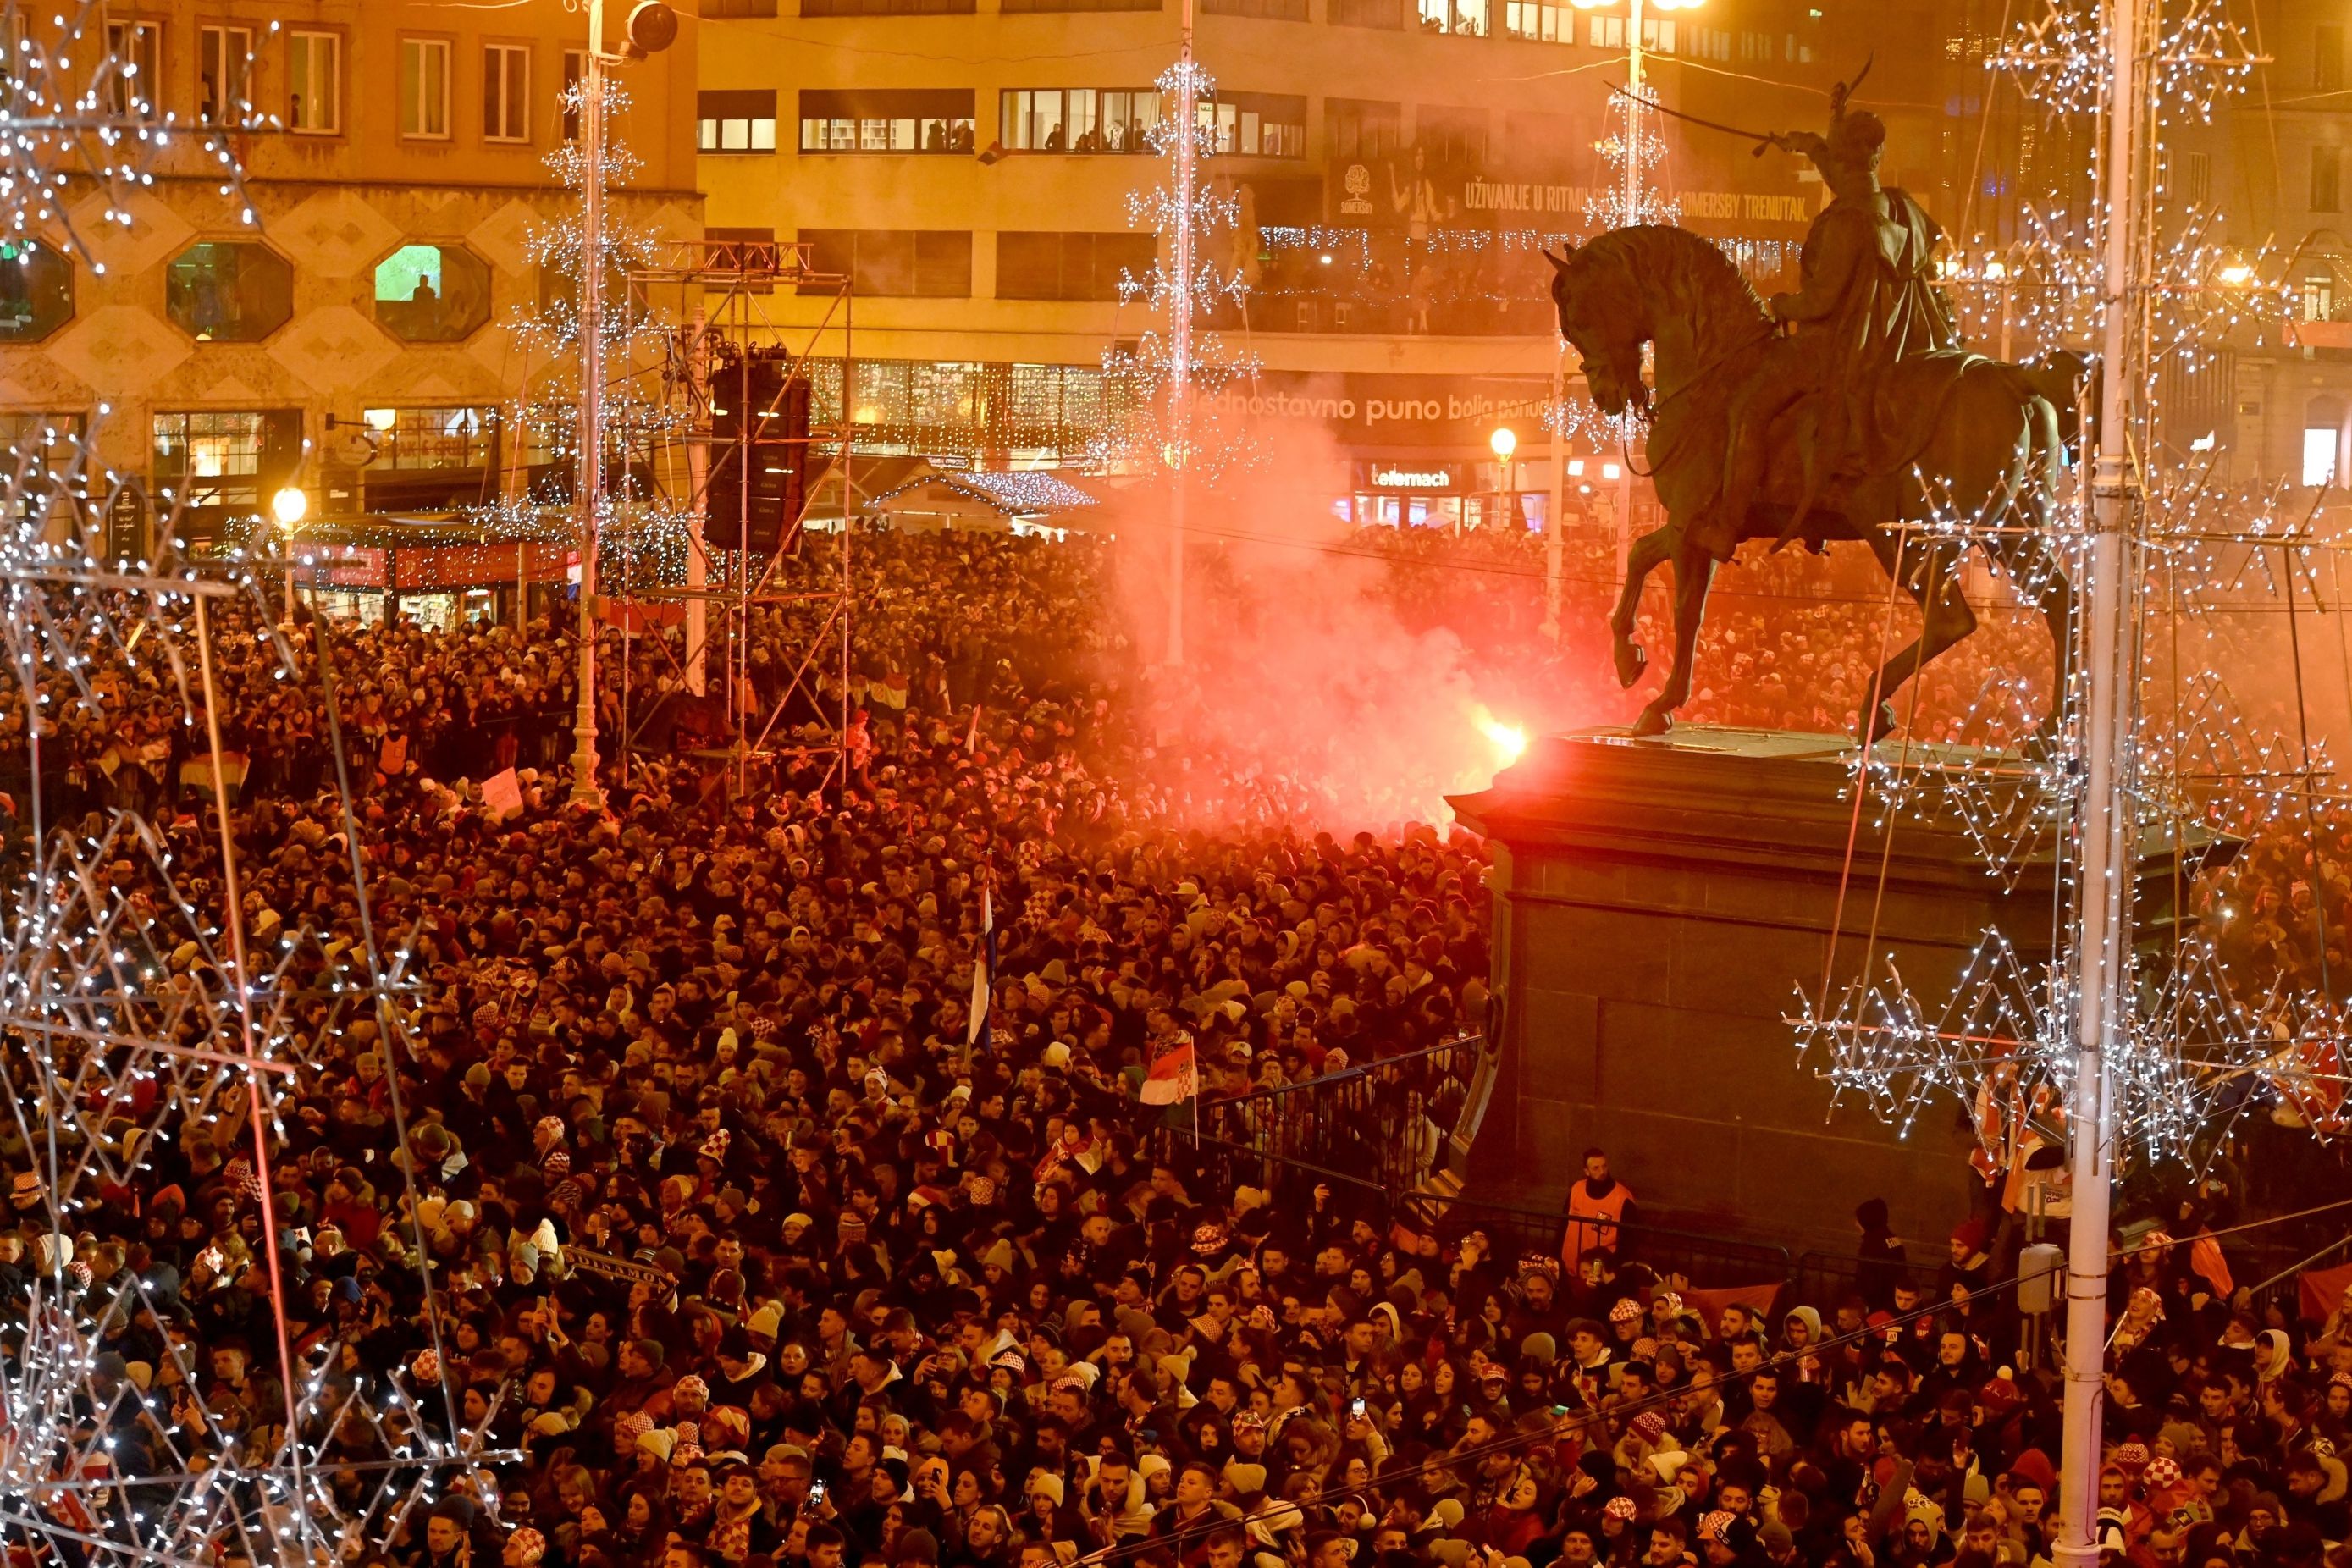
[3,522,2349,1568]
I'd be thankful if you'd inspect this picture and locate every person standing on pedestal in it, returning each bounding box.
[1560,1146,1637,1273]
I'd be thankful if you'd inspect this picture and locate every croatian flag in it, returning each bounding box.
[967,887,994,1049]
[1140,1041,1198,1106]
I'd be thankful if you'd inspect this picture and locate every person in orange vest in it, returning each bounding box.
[1560,1146,1637,1273]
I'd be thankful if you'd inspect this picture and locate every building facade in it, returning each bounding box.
[0,0,698,610]
[694,0,1848,526]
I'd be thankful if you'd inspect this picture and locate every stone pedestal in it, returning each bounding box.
[1448,726,2066,1256]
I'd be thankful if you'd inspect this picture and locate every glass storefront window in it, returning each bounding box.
[152,410,303,517]
[373,244,494,342]
[163,242,295,342]
[0,240,75,343]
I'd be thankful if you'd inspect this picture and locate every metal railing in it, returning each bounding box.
[1412,1192,1797,1293]
[1188,1034,1485,1198]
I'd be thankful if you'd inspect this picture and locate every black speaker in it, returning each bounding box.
[706,346,810,554]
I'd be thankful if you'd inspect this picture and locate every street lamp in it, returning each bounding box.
[1489,426,1518,530]
[271,485,307,622]
[568,1,680,811]
[1571,0,1703,228]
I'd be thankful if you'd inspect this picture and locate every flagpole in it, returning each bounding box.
[1190,1042,1201,1148]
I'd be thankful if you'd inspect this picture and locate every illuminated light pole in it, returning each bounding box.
[2055,0,2140,1551]
[271,484,306,621]
[1489,424,1517,531]
[1572,0,1703,228]
[1164,0,1199,671]
[569,0,609,808]
[567,0,676,806]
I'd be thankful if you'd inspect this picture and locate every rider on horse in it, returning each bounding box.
[1693,83,1962,560]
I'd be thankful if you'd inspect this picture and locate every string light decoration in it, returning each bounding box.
[1790,0,2352,1192]
[1091,60,1263,488]
[474,80,693,594]
[1586,89,1679,230]
[0,23,506,1558]
[0,1,268,262]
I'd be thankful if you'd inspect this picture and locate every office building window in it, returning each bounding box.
[1003,0,1159,12]
[1203,0,1308,18]
[2303,273,2338,322]
[798,89,974,152]
[484,44,530,142]
[402,38,452,139]
[2320,25,2345,92]
[803,0,974,16]
[801,230,972,297]
[700,90,779,152]
[1201,93,1306,157]
[163,241,295,342]
[289,31,340,134]
[1000,89,1159,153]
[198,25,251,124]
[1418,0,1485,36]
[1333,0,1405,26]
[2305,398,2344,485]
[1504,0,1575,41]
[0,240,75,343]
[374,244,494,341]
[360,406,502,511]
[1416,105,1488,166]
[564,50,585,140]
[152,411,303,516]
[0,413,89,528]
[1328,98,1402,161]
[997,233,1158,301]
[104,21,163,120]
[2316,145,2343,214]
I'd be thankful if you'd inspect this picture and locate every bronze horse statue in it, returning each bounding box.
[1544,225,2078,743]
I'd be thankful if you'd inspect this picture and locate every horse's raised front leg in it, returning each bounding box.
[1633,542,1715,736]
[1609,524,1676,689]
[1856,531,1977,745]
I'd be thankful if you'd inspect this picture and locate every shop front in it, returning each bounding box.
[1206,369,1629,532]
[294,530,575,628]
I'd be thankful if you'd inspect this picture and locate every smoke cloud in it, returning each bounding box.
[1107,417,1616,831]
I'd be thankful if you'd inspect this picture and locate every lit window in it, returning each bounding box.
[402,38,452,139]
[1504,0,1574,41]
[373,245,494,342]
[198,25,252,124]
[793,90,970,153]
[104,21,162,121]
[0,240,75,343]
[289,31,341,133]
[163,242,295,342]
[1418,0,1486,35]
[152,411,303,517]
[2305,427,2338,487]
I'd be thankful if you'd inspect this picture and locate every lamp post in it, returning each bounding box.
[271,484,306,621]
[568,0,610,809]
[1162,0,1199,671]
[1571,0,1702,227]
[1489,425,1517,531]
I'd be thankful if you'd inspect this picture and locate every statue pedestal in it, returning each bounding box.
[1447,726,2057,1254]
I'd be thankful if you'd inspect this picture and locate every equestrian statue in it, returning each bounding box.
[1544,66,2084,743]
